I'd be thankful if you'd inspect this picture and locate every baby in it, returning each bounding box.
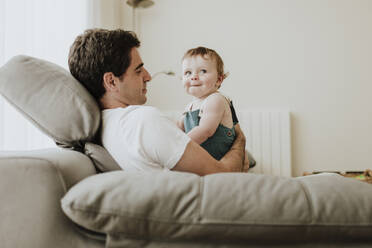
[177,46,255,167]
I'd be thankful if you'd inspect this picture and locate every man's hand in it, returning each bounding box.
[220,123,246,172]
[242,151,250,173]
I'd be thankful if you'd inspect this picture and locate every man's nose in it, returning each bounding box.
[144,68,152,82]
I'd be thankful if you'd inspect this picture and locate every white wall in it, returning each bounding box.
[123,0,372,176]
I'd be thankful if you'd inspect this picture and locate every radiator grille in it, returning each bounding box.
[237,111,291,177]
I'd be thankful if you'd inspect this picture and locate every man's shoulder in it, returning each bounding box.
[122,106,166,125]
[103,105,161,116]
[102,106,170,134]
[130,105,162,118]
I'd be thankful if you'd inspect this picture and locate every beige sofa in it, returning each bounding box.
[0,55,371,248]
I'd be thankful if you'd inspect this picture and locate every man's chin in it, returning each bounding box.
[139,97,147,105]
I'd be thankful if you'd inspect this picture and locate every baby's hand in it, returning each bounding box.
[177,115,185,132]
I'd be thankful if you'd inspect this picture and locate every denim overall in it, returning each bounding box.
[184,101,238,160]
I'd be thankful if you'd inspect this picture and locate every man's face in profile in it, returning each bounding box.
[114,48,151,106]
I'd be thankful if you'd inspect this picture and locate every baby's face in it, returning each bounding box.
[182,55,221,99]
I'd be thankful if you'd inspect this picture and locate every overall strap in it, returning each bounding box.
[182,101,195,115]
[216,92,239,125]
[230,101,239,125]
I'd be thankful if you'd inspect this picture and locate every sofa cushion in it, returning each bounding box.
[84,142,121,172]
[0,55,121,172]
[0,55,100,148]
[61,172,372,244]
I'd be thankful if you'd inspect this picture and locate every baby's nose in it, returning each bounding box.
[191,74,198,80]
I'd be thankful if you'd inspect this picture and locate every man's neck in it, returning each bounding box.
[100,95,128,110]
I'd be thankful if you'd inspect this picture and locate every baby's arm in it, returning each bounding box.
[177,104,191,132]
[177,114,185,131]
[187,94,225,144]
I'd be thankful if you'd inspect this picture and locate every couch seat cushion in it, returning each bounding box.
[61,171,372,244]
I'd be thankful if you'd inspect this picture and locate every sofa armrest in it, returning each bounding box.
[0,148,103,248]
[0,148,97,189]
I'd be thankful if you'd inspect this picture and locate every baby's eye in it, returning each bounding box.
[200,69,207,74]
[184,71,191,76]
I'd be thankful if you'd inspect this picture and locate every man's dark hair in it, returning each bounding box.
[68,28,140,101]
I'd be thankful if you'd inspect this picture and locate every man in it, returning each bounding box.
[68,28,247,176]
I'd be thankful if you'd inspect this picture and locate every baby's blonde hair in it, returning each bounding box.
[182,46,229,80]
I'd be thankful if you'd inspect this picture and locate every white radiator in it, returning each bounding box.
[165,110,292,177]
[237,111,291,177]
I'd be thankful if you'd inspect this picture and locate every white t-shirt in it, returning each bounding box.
[101,106,191,172]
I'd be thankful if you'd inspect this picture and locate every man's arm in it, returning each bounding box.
[172,123,246,176]
[223,123,249,171]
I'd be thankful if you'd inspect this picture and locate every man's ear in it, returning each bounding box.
[103,72,117,92]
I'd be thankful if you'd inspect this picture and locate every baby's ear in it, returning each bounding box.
[216,75,224,87]
[220,75,225,82]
